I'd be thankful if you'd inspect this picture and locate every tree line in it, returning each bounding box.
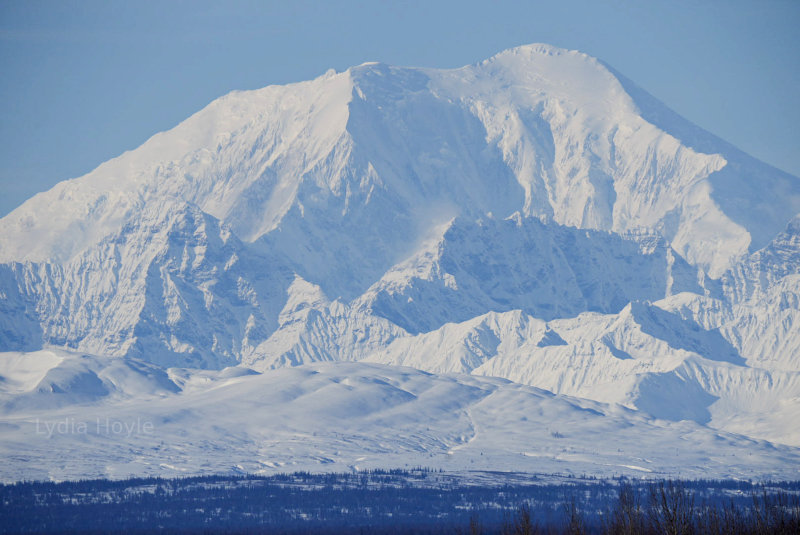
[1,471,798,533]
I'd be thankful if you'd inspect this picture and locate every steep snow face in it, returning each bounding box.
[664,278,800,373]
[3,199,296,368]
[427,44,785,276]
[659,223,800,373]
[722,215,800,302]
[357,215,704,333]
[241,276,407,370]
[608,65,800,253]
[0,69,355,265]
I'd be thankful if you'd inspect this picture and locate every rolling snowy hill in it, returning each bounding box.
[2,351,799,482]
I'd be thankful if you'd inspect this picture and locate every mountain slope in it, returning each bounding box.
[3,199,295,368]
[2,354,798,482]
[2,44,798,274]
[356,215,704,333]
[2,45,798,364]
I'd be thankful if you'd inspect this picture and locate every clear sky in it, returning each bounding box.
[1,0,798,217]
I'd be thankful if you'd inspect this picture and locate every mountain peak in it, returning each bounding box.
[1,44,797,279]
[488,42,581,59]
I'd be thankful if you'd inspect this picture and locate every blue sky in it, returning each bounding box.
[1,0,798,217]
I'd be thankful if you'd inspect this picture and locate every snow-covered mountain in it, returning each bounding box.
[1,43,799,481]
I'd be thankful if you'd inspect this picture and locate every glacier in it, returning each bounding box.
[0,43,799,482]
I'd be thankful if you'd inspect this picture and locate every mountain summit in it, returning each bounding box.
[2,44,797,273]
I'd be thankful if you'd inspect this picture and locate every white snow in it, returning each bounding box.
[1,353,798,482]
[0,43,799,482]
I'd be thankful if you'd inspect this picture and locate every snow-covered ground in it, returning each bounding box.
[1,350,798,482]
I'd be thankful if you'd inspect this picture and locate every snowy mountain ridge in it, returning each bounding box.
[1,43,799,481]
[3,44,798,271]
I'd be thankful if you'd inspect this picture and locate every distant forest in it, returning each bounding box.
[1,469,798,534]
